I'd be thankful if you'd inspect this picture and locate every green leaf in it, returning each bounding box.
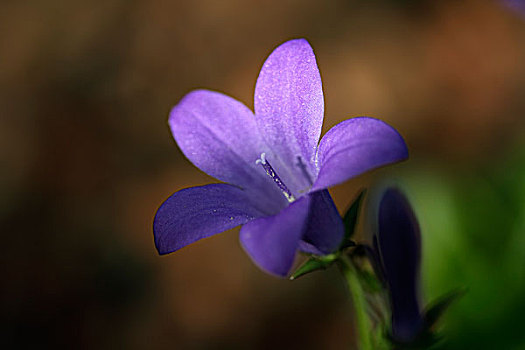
[424,288,466,328]
[289,255,336,280]
[340,189,366,249]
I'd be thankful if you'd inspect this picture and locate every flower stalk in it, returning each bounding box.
[338,254,373,350]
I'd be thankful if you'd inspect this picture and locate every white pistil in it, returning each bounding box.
[255,152,267,165]
[256,152,295,203]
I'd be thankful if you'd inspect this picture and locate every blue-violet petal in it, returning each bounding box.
[313,117,408,191]
[254,39,324,193]
[169,89,286,212]
[154,183,265,255]
[299,190,344,255]
[239,195,311,277]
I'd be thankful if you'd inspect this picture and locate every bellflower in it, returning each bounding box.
[374,188,423,343]
[154,39,408,276]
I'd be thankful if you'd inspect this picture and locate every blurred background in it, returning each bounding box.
[1,0,525,348]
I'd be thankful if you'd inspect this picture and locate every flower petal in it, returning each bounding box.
[312,117,408,191]
[154,184,265,255]
[169,89,287,212]
[254,39,324,193]
[377,188,423,342]
[299,190,344,255]
[239,196,311,277]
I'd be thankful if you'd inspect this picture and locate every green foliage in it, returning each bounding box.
[387,289,466,349]
[357,268,384,294]
[423,288,466,329]
[402,145,525,349]
[340,189,366,249]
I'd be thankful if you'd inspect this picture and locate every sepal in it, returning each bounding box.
[340,189,366,249]
[289,254,337,280]
[423,288,466,329]
[386,288,465,349]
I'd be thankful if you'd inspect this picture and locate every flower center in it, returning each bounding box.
[295,156,313,187]
[256,153,295,203]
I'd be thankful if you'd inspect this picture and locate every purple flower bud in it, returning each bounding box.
[376,188,423,342]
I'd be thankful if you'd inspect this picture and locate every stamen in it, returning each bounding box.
[296,156,313,186]
[256,153,295,203]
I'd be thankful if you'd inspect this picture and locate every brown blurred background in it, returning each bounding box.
[2,0,525,349]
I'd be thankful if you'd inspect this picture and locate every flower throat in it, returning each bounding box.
[256,153,314,203]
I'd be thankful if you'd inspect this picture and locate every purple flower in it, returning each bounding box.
[375,188,423,342]
[154,39,408,276]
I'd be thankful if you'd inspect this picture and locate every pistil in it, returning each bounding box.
[256,153,295,203]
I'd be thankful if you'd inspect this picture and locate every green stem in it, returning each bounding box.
[338,254,372,350]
